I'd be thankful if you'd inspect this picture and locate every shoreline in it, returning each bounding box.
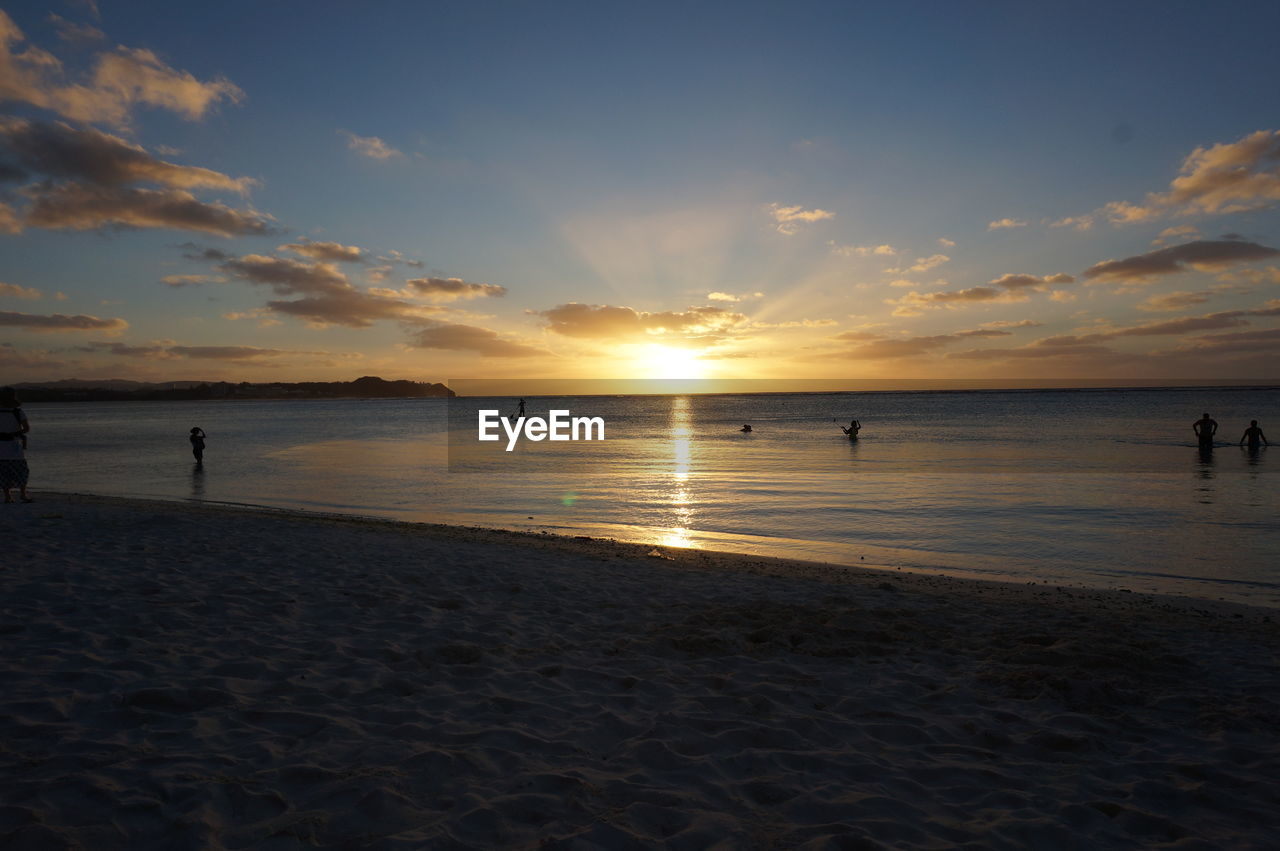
[3,492,1277,847]
[39,490,1280,615]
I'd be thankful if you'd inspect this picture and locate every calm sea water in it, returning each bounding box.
[21,388,1280,606]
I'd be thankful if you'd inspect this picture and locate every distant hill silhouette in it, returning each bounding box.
[14,376,454,402]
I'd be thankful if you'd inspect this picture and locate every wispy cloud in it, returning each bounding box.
[1082,239,1280,284]
[706,291,763,302]
[0,118,255,192]
[405,322,545,357]
[1102,129,1280,223]
[770,203,834,234]
[988,217,1026,230]
[829,242,897,257]
[539,303,747,341]
[406,277,507,301]
[339,130,402,160]
[0,282,41,299]
[279,238,365,262]
[0,10,241,127]
[0,309,126,332]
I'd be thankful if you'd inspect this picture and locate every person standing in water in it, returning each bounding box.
[1193,413,1217,448]
[189,427,207,465]
[842,418,861,438]
[1239,420,1268,448]
[517,398,526,417]
[0,387,32,503]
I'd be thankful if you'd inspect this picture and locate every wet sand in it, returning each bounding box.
[2,493,1277,848]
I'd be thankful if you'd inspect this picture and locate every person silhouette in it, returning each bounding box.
[1240,420,1268,448]
[1193,412,1217,448]
[842,418,861,439]
[189,427,207,465]
[0,386,32,503]
[740,424,752,432]
[517,398,526,417]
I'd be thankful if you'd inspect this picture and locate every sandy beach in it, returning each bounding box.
[2,493,1277,849]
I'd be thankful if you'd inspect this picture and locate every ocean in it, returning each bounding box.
[21,386,1280,606]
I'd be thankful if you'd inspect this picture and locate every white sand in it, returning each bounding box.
[2,493,1277,849]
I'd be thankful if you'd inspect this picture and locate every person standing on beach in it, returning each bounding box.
[189,427,207,465]
[0,387,32,504]
[1193,413,1217,448]
[1239,420,1268,448]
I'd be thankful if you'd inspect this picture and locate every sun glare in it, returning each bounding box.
[636,344,710,379]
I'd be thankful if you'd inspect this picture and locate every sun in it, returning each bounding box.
[634,343,710,379]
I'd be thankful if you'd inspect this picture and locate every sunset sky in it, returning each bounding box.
[2,0,1279,384]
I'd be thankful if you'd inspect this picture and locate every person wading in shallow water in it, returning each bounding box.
[1193,412,1218,448]
[190,427,207,465]
[1239,420,1268,448]
[0,386,32,503]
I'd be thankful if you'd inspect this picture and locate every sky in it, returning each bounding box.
[2,0,1280,384]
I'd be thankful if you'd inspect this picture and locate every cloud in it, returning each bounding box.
[1048,215,1094,231]
[982,319,1043,329]
[840,334,964,359]
[887,287,1027,316]
[751,318,837,329]
[1082,240,1280,284]
[365,265,394,283]
[48,13,104,43]
[948,339,1117,360]
[539,303,747,340]
[23,183,273,236]
[946,301,1280,363]
[953,328,1012,338]
[160,273,223,287]
[0,309,126,332]
[340,130,402,160]
[1153,224,1198,245]
[405,323,545,357]
[1153,130,1280,216]
[406,277,507,301]
[770,203,834,234]
[0,118,254,192]
[938,237,956,248]
[0,282,41,299]
[1137,291,1215,312]
[0,119,268,236]
[0,11,242,126]
[988,272,1075,290]
[0,201,19,233]
[177,243,233,262]
[217,253,439,327]
[0,341,62,369]
[1098,130,1280,224]
[279,238,364,262]
[1166,327,1280,359]
[707,291,763,302]
[988,218,1026,230]
[82,340,328,361]
[906,254,949,273]
[168,345,294,361]
[830,242,897,257]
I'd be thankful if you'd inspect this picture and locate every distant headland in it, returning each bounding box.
[12,376,454,402]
